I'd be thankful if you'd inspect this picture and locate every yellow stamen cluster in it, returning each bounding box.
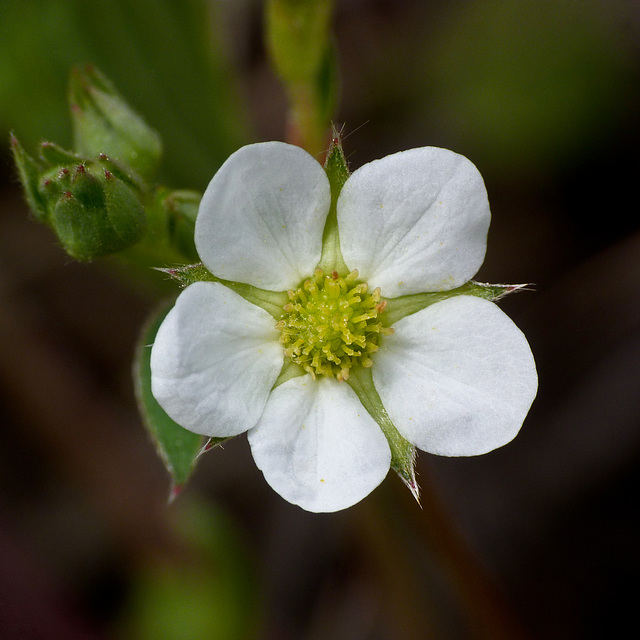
[276,268,394,381]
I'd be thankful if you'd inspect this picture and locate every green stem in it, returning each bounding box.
[265,0,337,155]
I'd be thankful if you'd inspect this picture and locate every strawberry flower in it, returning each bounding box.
[150,141,537,512]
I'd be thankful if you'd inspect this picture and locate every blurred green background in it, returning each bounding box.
[1,1,639,639]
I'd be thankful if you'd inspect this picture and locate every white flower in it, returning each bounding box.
[150,142,537,512]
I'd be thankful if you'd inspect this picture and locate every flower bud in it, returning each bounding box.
[69,64,162,179]
[50,163,145,261]
[10,131,149,261]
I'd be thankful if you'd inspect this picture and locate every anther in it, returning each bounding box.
[277,269,393,379]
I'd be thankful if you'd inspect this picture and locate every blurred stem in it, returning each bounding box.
[265,0,337,156]
[286,83,328,157]
[356,470,533,640]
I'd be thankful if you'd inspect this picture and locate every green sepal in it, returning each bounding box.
[382,281,532,326]
[69,163,104,206]
[347,366,419,503]
[103,170,146,247]
[134,302,205,491]
[69,64,162,179]
[10,133,48,221]
[318,131,350,275]
[52,191,96,259]
[147,188,200,262]
[272,358,307,390]
[96,152,146,195]
[158,263,288,320]
[158,263,215,288]
[160,190,199,261]
[324,126,350,199]
[39,141,83,167]
[199,436,235,458]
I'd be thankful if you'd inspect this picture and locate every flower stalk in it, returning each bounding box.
[265,0,338,155]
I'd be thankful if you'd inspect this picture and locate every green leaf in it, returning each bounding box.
[134,302,204,489]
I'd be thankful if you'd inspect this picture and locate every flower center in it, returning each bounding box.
[276,268,393,381]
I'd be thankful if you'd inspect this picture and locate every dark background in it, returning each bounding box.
[1,1,639,638]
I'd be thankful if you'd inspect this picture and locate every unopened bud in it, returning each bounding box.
[50,162,145,261]
[69,64,162,178]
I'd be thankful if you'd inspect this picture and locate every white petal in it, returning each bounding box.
[195,142,331,291]
[150,282,284,437]
[338,147,490,297]
[372,296,537,456]
[248,376,391,512]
